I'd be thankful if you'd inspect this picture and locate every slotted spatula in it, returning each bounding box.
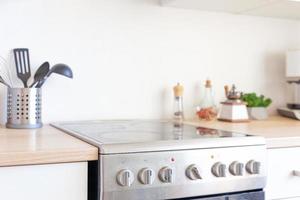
[13,48,31,88]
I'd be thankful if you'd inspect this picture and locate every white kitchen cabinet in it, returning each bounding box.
[266,148,300,200]
[161,0,271,13]
[161,0,300,20]
[0,162,87,200]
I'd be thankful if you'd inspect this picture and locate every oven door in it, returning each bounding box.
[174,190,264,200]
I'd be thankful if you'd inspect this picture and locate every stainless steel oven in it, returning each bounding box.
[53,120,267,200]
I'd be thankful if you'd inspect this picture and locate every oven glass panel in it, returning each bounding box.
[172,190,264,200]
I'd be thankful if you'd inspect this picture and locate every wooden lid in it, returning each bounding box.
[205,79,212,88]
[173,83,184,97]
[224,85,229,97]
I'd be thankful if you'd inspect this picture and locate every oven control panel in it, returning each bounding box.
[115,159,261,186]
[101,145,267,200]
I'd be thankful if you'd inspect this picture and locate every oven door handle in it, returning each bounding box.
[293,170,300,177]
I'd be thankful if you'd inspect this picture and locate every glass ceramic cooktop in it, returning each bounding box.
[52,120,249,144]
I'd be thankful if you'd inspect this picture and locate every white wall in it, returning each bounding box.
[0,0,299,123]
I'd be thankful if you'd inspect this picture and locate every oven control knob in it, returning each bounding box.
[186,164,202,180]
[229,161,244,176]
[138,168,155,185]
[116,169,134,187]
[159,167,175,183]
[246,160,261,174]
[212,162,226,177]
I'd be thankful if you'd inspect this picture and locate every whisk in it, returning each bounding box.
[0,55,13,87]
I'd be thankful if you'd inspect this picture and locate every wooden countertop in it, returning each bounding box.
[1,116,299,167]
[185,116,300,149]
[0,125,98,167]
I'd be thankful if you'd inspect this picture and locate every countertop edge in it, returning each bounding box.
[0,125,99,167]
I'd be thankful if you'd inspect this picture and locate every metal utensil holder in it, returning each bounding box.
[6,88,42,129]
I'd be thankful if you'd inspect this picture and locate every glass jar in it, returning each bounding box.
[196,80,217,121]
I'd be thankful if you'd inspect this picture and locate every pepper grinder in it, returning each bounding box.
[173,83,184,139]
[173,83,184,123]
[218,84,249,122]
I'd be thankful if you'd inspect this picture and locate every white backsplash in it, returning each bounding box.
[0,0,299,123]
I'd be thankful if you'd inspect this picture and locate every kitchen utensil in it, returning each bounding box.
[29,62,50,88]
[0,55,13,87]
[0,75,10,87]
[278,50,300,120]
[13,48,31,88]
[36,63,73,88]
[6,88,42,129]
[218,84,249,122]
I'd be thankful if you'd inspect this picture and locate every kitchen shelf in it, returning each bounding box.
[161,0,300,20]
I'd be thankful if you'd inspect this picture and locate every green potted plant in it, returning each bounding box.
[241,93,272,120]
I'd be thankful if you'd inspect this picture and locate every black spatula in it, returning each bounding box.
[13,48,31,88]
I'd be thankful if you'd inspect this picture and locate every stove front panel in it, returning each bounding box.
[100,145,267,200]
